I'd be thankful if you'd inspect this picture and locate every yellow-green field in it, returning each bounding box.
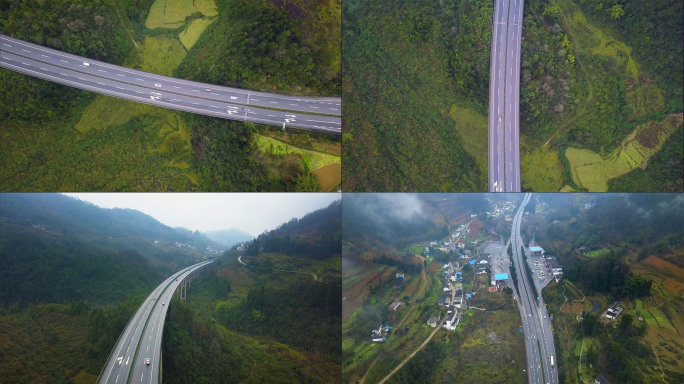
[138,35,187,75]
[566,113,683,191]
[256,135,341,171]
[448,104,488,187]
[145,0,217,31]
[179,18,215,50]
[521,147,563,191]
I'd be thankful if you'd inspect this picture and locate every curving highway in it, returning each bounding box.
[489,0,523,192]
[0,34,341,134]
[96,260,212,384]
[509,194,558,384]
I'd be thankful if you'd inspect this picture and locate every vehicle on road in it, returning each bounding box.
[550,355,554,367]
[145,358,151,365]
[154,83,162,87]
[82,62,90,66]
[205,88,212,92]
[162,302,165,305]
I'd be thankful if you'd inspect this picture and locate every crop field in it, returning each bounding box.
[138,35,187,75]
[179,18,216,50]
[256,135,341,171]
[311,163,341,192]
[648,307,675,331]
[146,0,217,30]
[586,248,610,258]
[566,113,683,191]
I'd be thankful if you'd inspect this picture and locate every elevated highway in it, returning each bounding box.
[1,34,340,134]
[96,260,212,384]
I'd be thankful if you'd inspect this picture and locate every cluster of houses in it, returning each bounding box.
[431,263,469,331]
[486,200,514,219]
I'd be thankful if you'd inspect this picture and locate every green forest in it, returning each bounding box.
[0,0,340,192]
[342,0,490,192]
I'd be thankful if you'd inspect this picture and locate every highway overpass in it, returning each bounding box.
[0,34,341,134]
[96,260,212,384]
[489,0,523,192]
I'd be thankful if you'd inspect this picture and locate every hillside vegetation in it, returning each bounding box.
[520,0,682,191]
[0,0,340,191]
[342,0,490,191]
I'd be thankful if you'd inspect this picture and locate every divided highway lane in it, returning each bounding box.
[97,260,212,384]
[0,34,340,133]
[510,194,558,384]
[488,0,523,192]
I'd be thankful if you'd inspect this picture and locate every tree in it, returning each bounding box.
[294,172,322,192]
[610,5,625,20]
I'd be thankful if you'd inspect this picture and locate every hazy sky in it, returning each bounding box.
[64,193,340,236]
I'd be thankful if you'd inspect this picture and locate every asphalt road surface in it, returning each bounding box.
[96,260,212,384]
[509,194,558,384]
[489,0,523,192]
[0,34,340,134]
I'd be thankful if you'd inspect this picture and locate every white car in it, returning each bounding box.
[82,62,90,67]
[154,83,162,87]
[145,358,151,365]
[205,88,212,92]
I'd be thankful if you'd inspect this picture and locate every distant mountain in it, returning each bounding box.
[0,193,221,263]
[204,229,254,248]
[0,193,220,307]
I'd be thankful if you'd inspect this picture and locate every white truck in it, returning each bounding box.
[550,355,555,367]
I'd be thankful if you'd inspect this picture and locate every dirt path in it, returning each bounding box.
[237,255,247,266]
[273,268,318,281]
[376,321,444,384]
[650,345,667,383]
[113,3,140,52]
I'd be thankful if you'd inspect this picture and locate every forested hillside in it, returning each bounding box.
[162,202,342,383]
[246,199,342,258]
[342,0,490,191]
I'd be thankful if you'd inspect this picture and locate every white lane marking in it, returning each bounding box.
[192,89,199,92]
[60,59,68,63]
[116,375,119,382]
[191,102,199,105]
[97,82,105,85]
[136,78,144,81]
[289,103,299,106]
[115,86,124,90]
[173,86,180,89]
[41,54,48,58]
[141,373,143,381]
[251,98,259,101]
[98,70,106,73]
[59,72,67,76]
[116,73,124,77]
[270,101,278,104]
[210,105,220,109]
[77,77,85,81]
[328,108,336,110]
[40,67,48,71]
[310,106,318,109]
[126,356,130,365]
[267,114,276,117]
[147,346,150,351]
[22,49,29,52]
[117,356,123,365]
[3,43,11,47]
